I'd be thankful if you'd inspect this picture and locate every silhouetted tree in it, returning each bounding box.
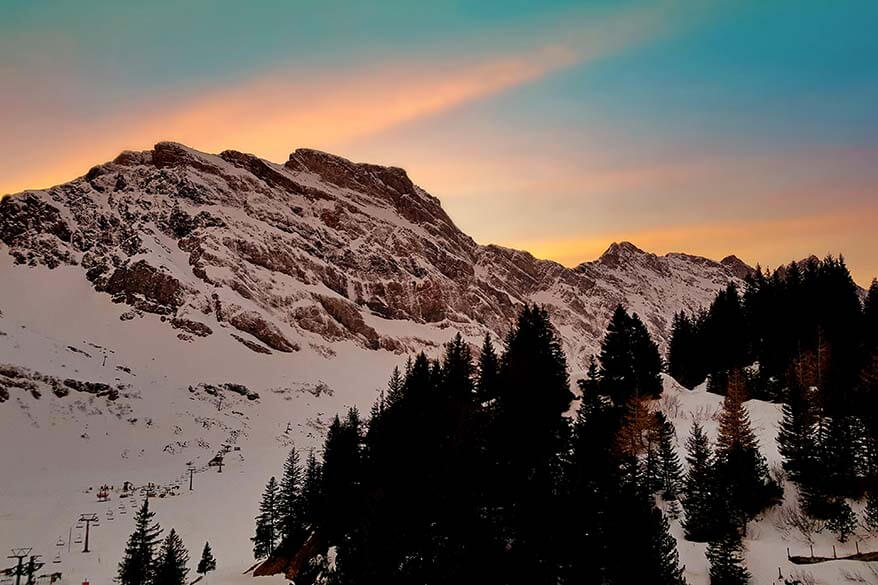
[118,499,162,585]
[600,305,663,404]
[196,542,216,579]
[707,529,750,585]
[278,446,304,549]
[153,529,189,585]
[252,477,279,558]
[682,422,715,542]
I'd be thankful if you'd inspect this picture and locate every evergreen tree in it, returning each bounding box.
[118,499,162,585]
[441,332,474,400]
[321,409,362,543]
[824,497,857,542]
[669,311,704,389]
[714,371,780,533]
[476,333,500,403]
[682,422,715,542]
[153,529,190,585]
[581,356,601,398]
[300,449,322,530]
[494,304,572,583]
[656,412,683,499]
[703,283,749,395]
[252,477,279,558]
[278,446,304,548]
[385,366,403,406]
[196,542,216,578]
[599,305,663,404]
[707,529,750,585]
[777,355,818,483]
[646,506,688,585]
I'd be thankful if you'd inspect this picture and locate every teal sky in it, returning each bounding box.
[2,1,876,284]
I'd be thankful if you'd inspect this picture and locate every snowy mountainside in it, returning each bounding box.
[0,142,757,584]
[0,142,747,371]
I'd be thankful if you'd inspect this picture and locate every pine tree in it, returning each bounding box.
[668,311,705,389]
[581,356,601,398]
[301,449,322,530]
[252,477,279,558]
[777,355,818,483]
[196,542,216,578]
[321,409,362,543]
[441,332,474,400]
[706,529,750,585]
[714,371,779,532]
[599,305,663,404]
[476,333,500,403]
[118,499,162,585]
[647,506,688,585]
[494,304,572,582]
[386,366,403,406]
[682,422,715,542]
[656,412,683,499]
[153,529,190,585]
[825,498,857,542]
[278,446,304,548]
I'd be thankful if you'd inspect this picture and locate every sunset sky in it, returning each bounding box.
[2,1,876,284]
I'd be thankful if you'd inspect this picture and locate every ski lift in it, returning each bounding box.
[56,538,65,548]
[74,534,83,544]
[52,552,61,564]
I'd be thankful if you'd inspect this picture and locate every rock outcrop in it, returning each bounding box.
[0,142,748,367]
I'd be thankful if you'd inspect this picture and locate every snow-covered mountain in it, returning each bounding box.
[1,143,764,585]
[0,141,748,370]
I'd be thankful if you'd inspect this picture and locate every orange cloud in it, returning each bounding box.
[1,3,668,197]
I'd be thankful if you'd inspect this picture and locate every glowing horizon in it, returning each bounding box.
[2,1,876,285]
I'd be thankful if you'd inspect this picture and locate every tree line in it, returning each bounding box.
[669,257,878,544]
[251,303,790,584]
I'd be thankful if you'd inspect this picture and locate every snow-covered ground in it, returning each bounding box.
[657,376,878,585]
[0,255,408,585]
[2,254,876,585]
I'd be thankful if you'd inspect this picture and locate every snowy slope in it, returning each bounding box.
[656,376,878,585]
[0,252,404,585]
[0,142,764,585]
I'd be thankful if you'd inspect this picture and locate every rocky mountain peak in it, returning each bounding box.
[0,142,749,368]
[720,254,755,280]
[595,241,649,268]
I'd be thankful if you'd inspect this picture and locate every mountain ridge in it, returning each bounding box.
[0,141,748,369]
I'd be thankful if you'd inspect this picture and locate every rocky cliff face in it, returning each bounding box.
[0,142,747,369]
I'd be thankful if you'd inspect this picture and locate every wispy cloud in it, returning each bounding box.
[0,3,668,196]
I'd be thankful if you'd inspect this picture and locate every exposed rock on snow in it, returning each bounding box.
[0,142,746,368]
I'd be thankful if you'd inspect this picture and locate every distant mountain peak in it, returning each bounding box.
[720,255,754,280]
